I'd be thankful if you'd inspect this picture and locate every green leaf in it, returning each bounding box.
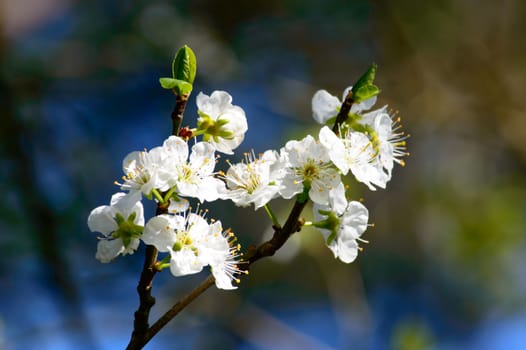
[159,77,178,89]
[353,84,380,102]
[159,78,193,95]
[172,45,197,84]
[351,63,377,94]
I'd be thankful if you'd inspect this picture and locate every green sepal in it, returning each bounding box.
[351,63,378,95]
[196,114,234,140]
[159,78,193,96]
[313,210,341,245]
[326,231,337,245]
[353,84,380,102]
[111,217,144,249]
[114,213,125,226]
[172,45,197,84]
[121,235,132,249]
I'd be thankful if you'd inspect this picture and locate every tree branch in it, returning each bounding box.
[126,204,166,350]
[245,200,308,265]
[171,94,188,136]
[332,91,354,134]
[142,275,216,346]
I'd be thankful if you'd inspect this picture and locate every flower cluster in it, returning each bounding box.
[308,86,408,261]
[88,71,408,289]
[88,91,248,290]
[218,84,408,262]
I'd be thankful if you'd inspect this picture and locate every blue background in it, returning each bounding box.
[1,1,526,349]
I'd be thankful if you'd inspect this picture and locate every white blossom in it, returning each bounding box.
[319,126,387,191]
[223,150,282,209]
[312,86,377,124]
[359,106,408,179]
[200,221,243,290]
[142,211,243,290]
[120,146,170,196]
[87,191,144,263]
[279,135,341,206]
[196,90,248,154]
[161,136,226,203]
[313,192,369,264]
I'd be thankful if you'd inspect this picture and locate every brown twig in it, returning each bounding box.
[126,204,166,350]
[171,94,188,136]
[332,91,354,134]
[245,200,308,265]
[141,275,216,346]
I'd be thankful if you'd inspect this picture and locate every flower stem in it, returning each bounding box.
[154,262,171,271]
[263,204,280,228]
[151,189,164,204]
[154,255,171,270]
[190,128,205,136]
[162,187,176,203]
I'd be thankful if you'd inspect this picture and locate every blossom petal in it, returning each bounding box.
[213,273,237,290]
[341,201,369,238]
[351,95,377,114]
[142,215,178,252]
[319,126,349,174]
[312,90,340,124]
[189,142,216,175]
[88,205,118,236]
[111,191,144,225]
[96,239,125,263]
[163,136,189,165]
[328,237,359,263]
[328,182,347,215]
[169,248,204,276]
[278,175,303,199]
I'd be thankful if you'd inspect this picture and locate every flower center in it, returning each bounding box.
[301,160,319,182]
[173,230,195,253]
[198,114,234,140]
[124,153,151,185]
[179,164,194,182]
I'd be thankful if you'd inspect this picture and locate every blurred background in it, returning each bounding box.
[1,0,526,349]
